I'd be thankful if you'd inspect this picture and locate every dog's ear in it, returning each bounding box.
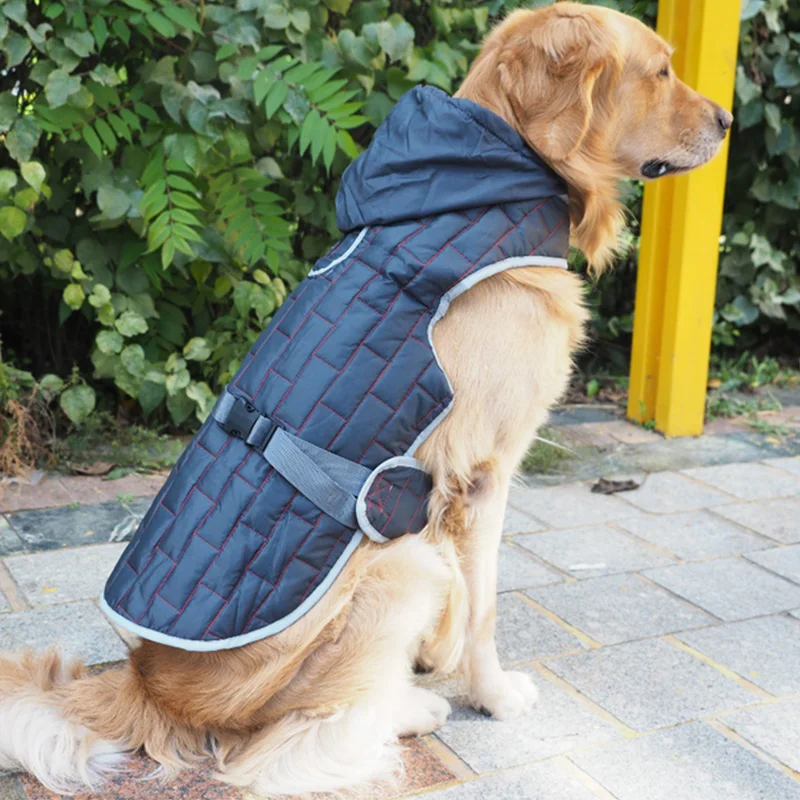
[499,9,623,162]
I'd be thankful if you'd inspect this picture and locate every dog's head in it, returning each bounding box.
[457,2,732,272]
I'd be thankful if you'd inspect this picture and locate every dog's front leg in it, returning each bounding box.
[459,465,539,721]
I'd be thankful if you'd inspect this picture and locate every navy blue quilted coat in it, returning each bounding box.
[102,86,570,651]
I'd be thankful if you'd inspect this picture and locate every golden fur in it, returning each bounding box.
[0,3,731,797]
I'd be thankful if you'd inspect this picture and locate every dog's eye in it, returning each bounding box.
[658,66,670,78]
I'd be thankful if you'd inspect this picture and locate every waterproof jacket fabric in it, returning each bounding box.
[101,86,571,651]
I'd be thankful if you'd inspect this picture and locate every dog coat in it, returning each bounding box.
[101,85,570,651]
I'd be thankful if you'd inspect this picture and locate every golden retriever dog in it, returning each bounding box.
[0,3,731,797]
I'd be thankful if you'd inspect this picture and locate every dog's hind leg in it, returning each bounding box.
[214,535,450,798]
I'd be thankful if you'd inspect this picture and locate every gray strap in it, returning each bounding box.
[212,389,371,529]
[263,429,370,528]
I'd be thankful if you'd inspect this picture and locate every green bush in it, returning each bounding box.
[0,0,795,433]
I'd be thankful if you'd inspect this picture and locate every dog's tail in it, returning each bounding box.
[0,647,205,794]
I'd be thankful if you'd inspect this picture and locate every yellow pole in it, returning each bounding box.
[627,0,740,437]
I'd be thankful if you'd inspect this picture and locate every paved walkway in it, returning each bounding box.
[1,455,800,799]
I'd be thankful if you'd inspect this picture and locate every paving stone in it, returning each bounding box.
[676,616,800,696]
[746,545,800,585]
[543,638,756,731]
[618,472,733,514]
[502,505,545,535]
[436,667,618,771]
[0,590,9,613]
[0,601,127,665]
[714,499,800,544]
[0,479,73,513]
[517,525,674,579]
[495,593,586,663]
[497,543,562,593]
[5,498,151,551]
[791,609,800,621]
[419,760,598,800]
[526,574,713,645]
[0,515,26,556]
[4,544,127,606]
[763,456,800,476]
[723,699,800,773]
[615,510,771,560]
[643,558,800,621]
[508,483,643,529]
[683,462,800,501]
[570,721,800,800]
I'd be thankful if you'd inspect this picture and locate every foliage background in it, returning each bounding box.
[0,0,797,433]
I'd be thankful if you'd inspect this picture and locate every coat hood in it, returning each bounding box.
[336,85,567,233]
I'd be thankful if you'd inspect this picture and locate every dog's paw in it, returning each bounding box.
[396,688,452,737]
[470,670,539,722]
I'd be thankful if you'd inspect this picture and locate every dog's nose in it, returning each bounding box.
[717,108,733,133]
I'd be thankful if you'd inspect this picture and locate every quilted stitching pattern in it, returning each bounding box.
[104,195,569,646]
[364,466,433,539]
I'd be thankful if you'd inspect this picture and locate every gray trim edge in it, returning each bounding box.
[100,531,365,652]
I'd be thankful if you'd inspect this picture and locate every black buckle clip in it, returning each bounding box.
[220,397,261,441]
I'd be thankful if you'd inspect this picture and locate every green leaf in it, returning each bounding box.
[166,174,197,192]
[3,34,31,68]
[44,4,65,19]
[323,0,351,13]
[0,170,18,197]
[88,283,112,307]
[167,390,194,425]
[96,329,123,354]
[121,344,148,378]
[91,15,108,50]
[323,124,337,170]
[161,236,176,268]
[94,118,117,150]
[165,368,191,395]
[38,374,65,399]
[115,310,149,336]
[90,64,121,87]
[299,109,320,155]
[63,29,95,58]
[764,103,782,135]
[97,186,131,219]
[20,162,45,193]
[162,4,202,33]
[45,69,81,108]
[740,0,764,20]
[2,0,27,25]
[0,206,26,241]
[0,92,17,133]
[186,381,216,422]
[310,116,328,164]
[262,4,290,29]
[774,58,800,89]
[337,129,359,159]
[60,385,96,425]
[6,118,40,163]
[183,337,212,361]
[63,283,85,310]
[82,125,103,158]
[146,11,177,37]
[265,81,289,118]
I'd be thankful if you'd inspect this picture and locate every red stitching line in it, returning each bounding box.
[239,504,323,632]
[141,450,254,623]
[116,439,229,586]
[160,462,276,633]
[380,477,411,535]
[295,523,352,606]
[355,344,432,460]
[269,229,400,424]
